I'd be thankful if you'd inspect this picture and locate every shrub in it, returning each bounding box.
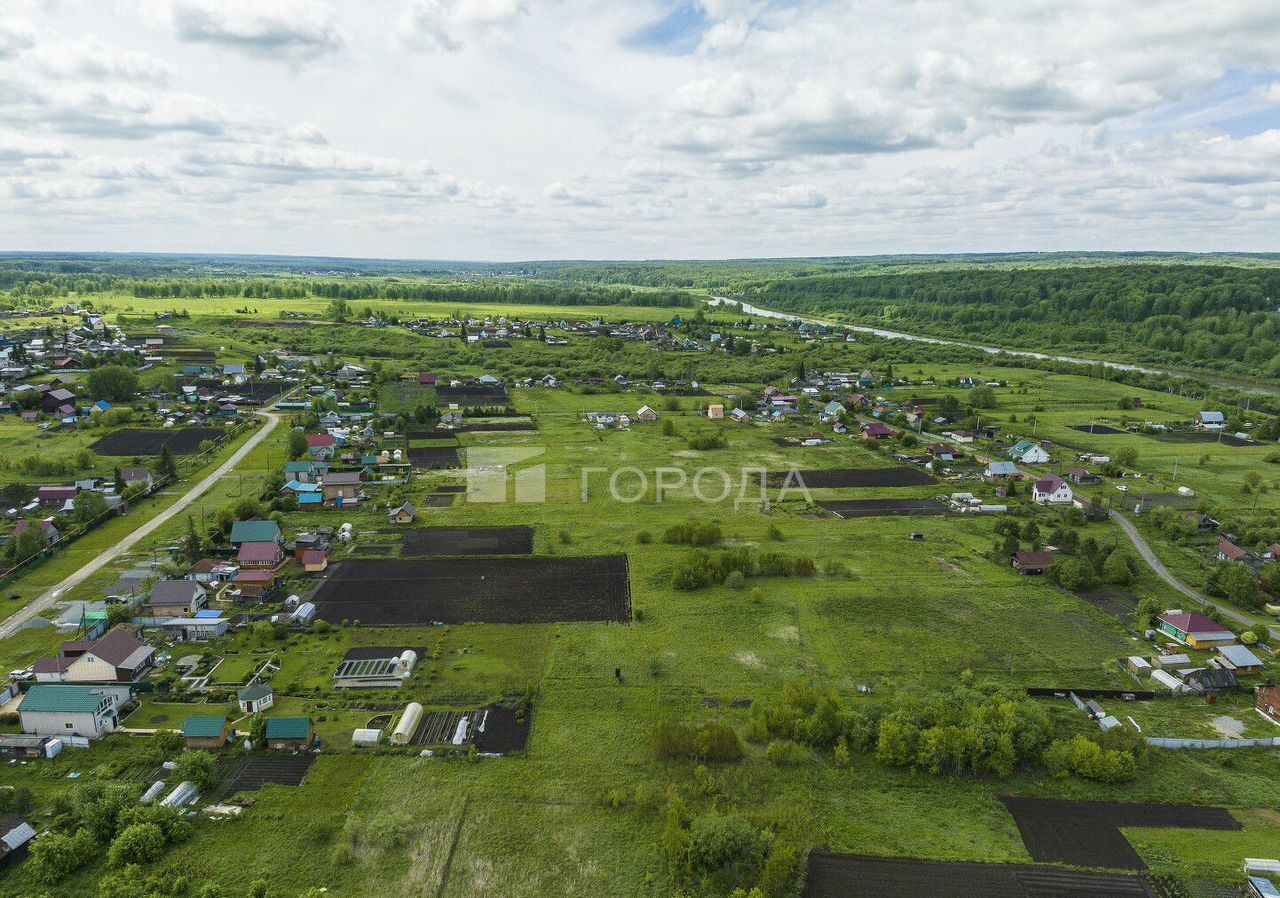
[662,521,722,546]
[687,812,766,878]
[724,570,746,590]
[765,739,809,766]
[1043,735,1137,783]
[654,720,745,762]
[108,823,166,868]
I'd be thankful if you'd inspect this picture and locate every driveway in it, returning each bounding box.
[0,410,283,641]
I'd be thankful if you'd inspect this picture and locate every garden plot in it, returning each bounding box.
[767,467,935,488]
[310,555,631,625]
[999,797,1240,871]
[803,853,1155,898]
[90,427,225,456]
[1076,589,1138,620]
[1071,424,1127,435]
[219,754,316,797]
[402,526,534,556]
[1150,431,1256,447]
[447,420,537,432]
[333,645,425,688]
[406,705,530,754]
[820,499,949,518]
[437,385,510,406]
[407,446,461,469]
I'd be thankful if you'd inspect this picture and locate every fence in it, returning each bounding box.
[1145,736,1280,750]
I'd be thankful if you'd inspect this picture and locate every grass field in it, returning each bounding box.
[0,295,1278,898]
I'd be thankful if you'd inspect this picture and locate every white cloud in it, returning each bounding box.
[755,184,827,209]
[544,181,604,207]
[400,0,528,52]
[132,0,343,60]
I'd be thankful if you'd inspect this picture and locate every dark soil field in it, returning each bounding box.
[473,706,530,754]
[1150,431,1255,447]
[437,385,510,406]
[803,852,1155,898]
[768,467,935,488]
[90,427,225,456]
[420,495,456,508]
[407,446,461,469]
[820,499,949,518]
[311,555,631,625]
[402,526,534,556]
[219,754,316,797]
[1076,589,1138,619]
[195,379,294,403]
[1071,424,1126,435]
[1000,797,1240,871]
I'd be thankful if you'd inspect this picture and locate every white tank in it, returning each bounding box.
[340,522,353,532]
[352,728,382,746]
[392,703,423,745]
[392,449,403,461]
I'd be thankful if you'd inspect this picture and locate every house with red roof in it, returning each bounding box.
[861,422,898,440]
[33,627,154,684]
[305,433,336,460]
[237,540,284,569]
[300,549,328,573]
[1157,611,1236,649]
[1032,474,1074,505]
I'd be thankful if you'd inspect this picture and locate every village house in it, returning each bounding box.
[301,549,328,573]
[18,683,132,739]
[1008,440,1049,464]
[1032,474,1074,505]
[1157,611,1236,649]
[238,682,274,715]
[1217,538,1257,565]
[230,519,283,548]
[984,461,1021,481]
[862,422,898,440]
[1068,467,1101,485]
[634,405,658,422]
[145,580,208,617]
[1257,683,1280,725]
[305,433,336,459]
[707,404,725,420]
[237,539,285,569]
[322,471,363,504]
[32,627,154,684]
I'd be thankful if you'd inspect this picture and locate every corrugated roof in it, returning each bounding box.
[230,520,282,544]
[265,716,311,739]
[182,716,227,738]
[19,684,108,714]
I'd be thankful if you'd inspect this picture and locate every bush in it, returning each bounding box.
[662,521,722,546]
[765,739,809,766]
[25,828,96,884]
[654,720,745,762]
[1043,735,1137,783]
[724,570,746,590]
[687,812,766,878]
[108,823,166,868]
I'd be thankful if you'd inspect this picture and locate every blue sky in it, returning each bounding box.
[0,0,1278,258]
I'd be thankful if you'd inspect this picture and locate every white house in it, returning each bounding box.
[1008,440,1050,464]
[1032,474,1074,505]
[18,684,132,739]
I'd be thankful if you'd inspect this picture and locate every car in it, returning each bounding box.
[1115,485,1129,492]
[9,669,33,681]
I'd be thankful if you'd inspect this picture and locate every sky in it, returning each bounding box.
[2,0,1280,260]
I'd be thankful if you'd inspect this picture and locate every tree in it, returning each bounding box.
[156,444,177,480]
[87,364,140,402]
[107,823,165,868]
[25,828,96,884]
[182,515,203,562]
[175,749,219,791]
[71,489,109,525]
[1114,447,1139,468]
[287,429,309,460]
[1102,550,1132,586]
[249,712,268,748]
[968,385,997,408]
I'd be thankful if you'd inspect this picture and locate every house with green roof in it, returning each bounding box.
[229,520,283,547]
[265,717,314,750]
[183,716,229,749]
[18,684,131,739]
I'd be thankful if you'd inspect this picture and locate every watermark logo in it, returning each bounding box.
[466,448,546,503]
[580,466,812,507]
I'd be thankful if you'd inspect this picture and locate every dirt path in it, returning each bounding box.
[0,410,282,641]
[1109,509,1280,642]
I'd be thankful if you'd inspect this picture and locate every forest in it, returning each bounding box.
[746,264,1280,381]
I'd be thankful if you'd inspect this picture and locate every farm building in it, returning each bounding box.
[1257,684,1280,725]
[1150,669,1185,693]
[1184,667,1239,694]
[387,502,417,525]
[0,734,56,760]
[984,461,1020,480]
[1157,611,1236,649]
[1216,644,1264,673]
[238,682,274,714]
[1126,656,1152,676]
[1195,411,1225,430]
[707,404,724,420]
[1153,653,1192,670]
[1032,474,1073,505]
[300,549,329,572]
[1068,467,1101,485]
[265,717,314,750]
[182,716,229,749]
[146,580,208,616]
[32,627,154,684]
[19,684,131,739]
[1012,550,1054,575]
[634,406,657,421]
